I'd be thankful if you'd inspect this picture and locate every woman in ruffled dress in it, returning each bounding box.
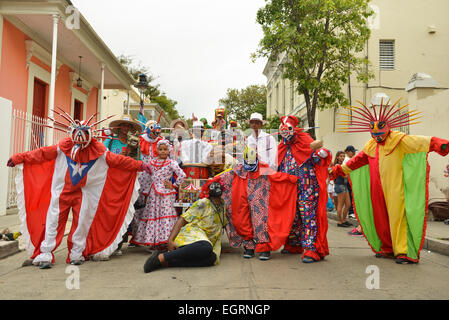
[130,139,186,251]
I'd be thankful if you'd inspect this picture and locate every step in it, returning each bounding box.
[0,240,20,259]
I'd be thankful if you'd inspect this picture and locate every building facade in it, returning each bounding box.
[263,0,449,199]
[0,0,136,214]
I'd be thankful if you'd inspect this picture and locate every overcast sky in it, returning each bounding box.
[71,0,268,122]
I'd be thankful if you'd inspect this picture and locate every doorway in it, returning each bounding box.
[74,99,83,121]
[31,78,48,149]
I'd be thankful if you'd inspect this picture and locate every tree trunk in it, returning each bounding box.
[303,90,316,139]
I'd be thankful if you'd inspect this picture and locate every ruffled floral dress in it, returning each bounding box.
[130,158,186,248]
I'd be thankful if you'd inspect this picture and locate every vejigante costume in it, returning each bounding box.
[332,100,448,264]
[277,115,331,262]
[8,110,149,268]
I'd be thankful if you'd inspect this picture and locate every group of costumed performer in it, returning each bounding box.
[331,99,449,264]
[7,110,152,269]
[205,114,332,263]
[277,116,332,263]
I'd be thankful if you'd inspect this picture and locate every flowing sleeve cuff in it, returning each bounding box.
[430,137,449,156]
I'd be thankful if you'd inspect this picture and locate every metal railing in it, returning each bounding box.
[7,109,69,209]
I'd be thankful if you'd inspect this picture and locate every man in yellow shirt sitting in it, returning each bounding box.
[143,180,227,273]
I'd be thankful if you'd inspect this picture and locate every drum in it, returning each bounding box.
[182,163,210,179]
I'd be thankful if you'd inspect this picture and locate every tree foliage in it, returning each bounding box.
[118,54,161,98]
[254,0,374,138]
[118,54,180,120]
[264,115,281,130]
[219,84,267,130]
[151,94,180,121]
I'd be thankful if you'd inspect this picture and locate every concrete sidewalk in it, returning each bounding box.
[1,208,448,259]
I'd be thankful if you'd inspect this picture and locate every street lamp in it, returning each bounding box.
[134,73,149,117]
[76,56,83,88]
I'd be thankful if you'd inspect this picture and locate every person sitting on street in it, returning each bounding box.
[143,180,227,273]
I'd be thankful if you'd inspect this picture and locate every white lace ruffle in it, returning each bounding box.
[15,164,35,256]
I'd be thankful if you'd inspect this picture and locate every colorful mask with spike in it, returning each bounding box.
[71,120,92,148]
[337,99,422,144]
[145,120,161,139]
[369,120,390,142]
[48,107,116,162]
[70,120,93,160]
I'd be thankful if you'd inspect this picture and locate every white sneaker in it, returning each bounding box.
[90,253,110,261]
[112,250,123,256]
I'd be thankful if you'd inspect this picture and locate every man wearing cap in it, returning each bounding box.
[344,145,357,165]
[247,113,278,171]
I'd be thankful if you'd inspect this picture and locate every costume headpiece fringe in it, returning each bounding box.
[336,98,422,133]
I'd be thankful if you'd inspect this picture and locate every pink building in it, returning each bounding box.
[0,0,136,213]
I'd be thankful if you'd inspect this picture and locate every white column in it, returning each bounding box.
[127,90,130,115]
[47,14,59,145]
[0,98,12,216]
[99,63,105,119]
[0,14,4,71]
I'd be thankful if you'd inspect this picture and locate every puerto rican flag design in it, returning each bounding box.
[14,139,141,264]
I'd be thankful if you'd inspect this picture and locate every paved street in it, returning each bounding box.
[1,218,448,300]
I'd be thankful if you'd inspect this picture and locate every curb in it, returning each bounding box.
[0,240,20,259]
[423,238,449,257]
[327,210,449,258]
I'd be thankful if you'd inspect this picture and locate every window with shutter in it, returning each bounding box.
[379,40,395,70]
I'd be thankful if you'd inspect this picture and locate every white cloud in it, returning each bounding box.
[71,0,267,122]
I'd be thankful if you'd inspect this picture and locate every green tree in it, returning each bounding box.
[118,54,160,98]
[219,84,267,130]
[254,0,374,139]
[118,54,181,121]
[264,115,281,130]
[151,94,180,121]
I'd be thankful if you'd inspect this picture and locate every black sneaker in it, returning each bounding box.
[259,252,271,261]
[70,260,84,266]
[395,257,417,265]
[337,223,349,227]
[243,248,255,259]
[39,261,52,269]
[143,251,162,273]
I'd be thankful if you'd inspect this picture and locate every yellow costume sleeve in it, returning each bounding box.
[400,135,431,154]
